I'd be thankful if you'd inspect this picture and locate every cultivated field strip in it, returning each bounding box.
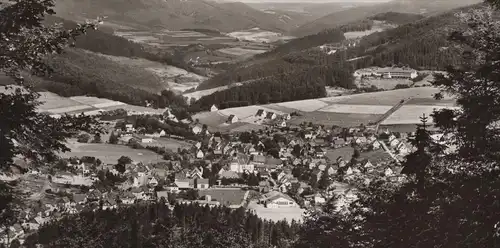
[195,87,459,131]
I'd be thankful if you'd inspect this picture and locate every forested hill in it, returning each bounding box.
[345,4,483,70]
[29,15,189,108]
[190,4,485,110]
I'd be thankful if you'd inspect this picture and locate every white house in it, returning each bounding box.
[314,193,326,204]
[125,124,135,133]
[148,177,159,187]
[266,112,277,120]
[192,125,203,135]
[256,109,267,118]
[159,130,166,136]
[227,115,239,124]
[133,135,153,143]
[210,105,219,112]
[262,192,298,208]
[282,113,291,120]
[196,150,205,159]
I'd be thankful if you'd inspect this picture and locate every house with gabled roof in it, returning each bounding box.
[265,112,277,120]
[260,191,297,208]
[227,115,239,124]
[256,109,267,118]
[210,105,219,112]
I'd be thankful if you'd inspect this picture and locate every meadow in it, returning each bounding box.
[194,86,458,131]
[61,140,166,165]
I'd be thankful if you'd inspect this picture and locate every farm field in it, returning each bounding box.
[277,99,329,112]
[319,87,450,105]
[34,91,166,116]
[289,112,382,127]
[61,140,165,165]
[381,105,461,125]
[318,104,393,115]
[247,200,305,223]
[194,87,457,131]
[142,138,191,151]
[217,47,267,58]
[358,78,413,90]
[227,28,295,43]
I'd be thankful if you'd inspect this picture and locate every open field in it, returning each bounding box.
[141,138,191,151]
[277,99,329,112]
[318,104,393,115]
[247,200,305,223]
[194,87,457,131]
[289,112,382,127]
[319,87,451,105]
[34,91,165,116]
[61,140,165,165]
[198,188,247,206]
[227,28,295,43]
[381,105,461,125]
[217,47,267,58]
[358,78,413,90]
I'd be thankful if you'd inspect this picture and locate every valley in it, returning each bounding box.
[2,0,498,247]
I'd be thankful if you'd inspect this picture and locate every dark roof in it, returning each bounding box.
[256,109,266,115]
[265,112,276,118]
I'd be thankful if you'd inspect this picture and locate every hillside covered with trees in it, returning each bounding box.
[192,4,482,109]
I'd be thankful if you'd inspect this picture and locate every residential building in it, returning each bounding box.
[192,125,203,135]
[255,109,267,118]
[227,115,239,124]
[133,134,153,143]
[261,191,297,208]
[196,178,210,190]
[265,112,277,120]
[196,150,205,159]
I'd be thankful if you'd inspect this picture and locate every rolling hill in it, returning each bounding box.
[291,0,482,37]
[52,0,309,33]
[190,3,486,109]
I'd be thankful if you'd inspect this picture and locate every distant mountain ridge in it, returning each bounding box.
[291,0,482,37]
[52,0,308,32]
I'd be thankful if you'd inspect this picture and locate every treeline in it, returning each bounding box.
[25,203,300,248]
[340,19,374,32]
[256,28,345,57]
[369,12,425,25]
[192,63,356,111]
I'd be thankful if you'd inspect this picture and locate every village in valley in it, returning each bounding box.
[0,89,451,244]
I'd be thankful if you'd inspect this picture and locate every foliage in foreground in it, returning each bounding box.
[25,203,300,248]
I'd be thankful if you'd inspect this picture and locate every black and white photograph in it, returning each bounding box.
[1,0,499,247]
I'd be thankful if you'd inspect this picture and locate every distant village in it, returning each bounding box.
[0,106,451,245]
